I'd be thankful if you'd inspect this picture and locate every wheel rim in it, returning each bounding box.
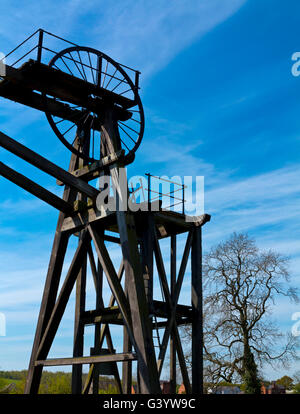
[44,46,144,163]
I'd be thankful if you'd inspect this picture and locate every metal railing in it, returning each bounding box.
[0,28,140,89]
[145,173,186,214]
[128,173,187,214]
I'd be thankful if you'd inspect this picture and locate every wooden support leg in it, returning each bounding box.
[100,110,161,394]
[72,238,87,394]
[116,211,161,394]
[72,130,90,394]
[25,146,80,394]
[89,246,123,395]
[170,234,177,394]
[122,327,132,394]
[153,229,192,393]
[92,257,103,395]
[25,229,89,394]
[25,188,80,391]
[36,231,91,362]
[109,165,160,394]
[191,226,203,394]
[24,228,70,394]
[82,255,125,395]
[122,263,132,394]
[140,215,154,307]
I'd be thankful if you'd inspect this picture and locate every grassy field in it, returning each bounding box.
[0,371,119,394]
[0,376,23,393]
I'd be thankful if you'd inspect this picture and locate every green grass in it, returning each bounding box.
[0,377,22,392]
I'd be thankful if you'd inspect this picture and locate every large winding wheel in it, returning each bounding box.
[44,46,144,164]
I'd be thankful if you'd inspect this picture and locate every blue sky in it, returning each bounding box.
[1,0,300,382]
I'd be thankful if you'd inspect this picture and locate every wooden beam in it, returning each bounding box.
[0,161,73,214]
[140,214,154,305]
[0,131,99,199]
[82,251,124,394]
[152,318,192,329]
[72,237,88,394]
[97,260,124,349]
[172,322,192,394]
[106,112,160,393]
[0,82,87,123]
[87,225,134,342]
[153,229,192,392]
[90,243,103,395]
[35,353,137,367]
[36,231,91,361]
[82,306,120,319]
[191,226,203,394]
[155,230,193,374]
[61,206,114,233]
[25,147,79,394]
[103,234,121,244]
[170,234,177,394]
[71,135,89,394]
[81,301,192,325]
[173,229,194,304]
[61,201,162,234]
[153,232,172,310]
[4,61,135,110]
[122,266,132,394]
[71,150,125,181]
[154,211,211,230]
[114,211,160,392]
[152,300,192,319]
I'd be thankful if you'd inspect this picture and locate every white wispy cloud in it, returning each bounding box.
[205,165,300,246]
[89,0,247,78]
[206,165,300,213]
[0,0,247,77]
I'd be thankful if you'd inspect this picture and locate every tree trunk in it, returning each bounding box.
[242,340,261,394]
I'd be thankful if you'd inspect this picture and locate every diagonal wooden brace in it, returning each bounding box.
[0,161,73,214]
[0,131,99,199]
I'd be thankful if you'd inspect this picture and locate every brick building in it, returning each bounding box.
[261,382,286,394]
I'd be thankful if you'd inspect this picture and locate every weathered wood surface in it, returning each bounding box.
[36,231,91,361]
[25,148,80,394]
[61,201,210,235]
[170,234,177,394]
[0,161,73,214]
[35,353,137,367]
[2,61,135,110]
[0,131,99,199]
[191,226,203,394]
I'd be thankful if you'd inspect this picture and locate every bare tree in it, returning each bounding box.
[183,233,299,393]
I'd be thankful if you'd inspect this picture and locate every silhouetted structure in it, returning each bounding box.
[0,29,210,394]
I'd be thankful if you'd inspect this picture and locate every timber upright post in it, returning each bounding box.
[191,226,203,394]
[0,29,211,395]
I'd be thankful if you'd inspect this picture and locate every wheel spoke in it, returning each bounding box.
[45,46,143,162]
[105,67,118,89]
[54,118,67,125]
[119,87,133,96]
[59,56,74,76]
[110,77,127,93]
[119,137,130,151]
[68,52,85,80]
[101,60,109,88]
[118,123,137,145]
[119,121,139,135]
[87,51,96,85]
[62,122,76,137]
[76,50,88,82]
[131,118,141,124]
